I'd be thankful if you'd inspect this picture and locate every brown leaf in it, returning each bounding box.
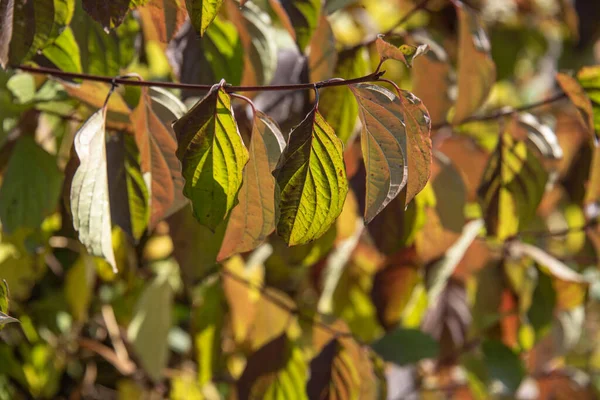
[556,72,597,146]
[308,15,337,82]
[138,0,187,44]
[0,0,13,69]
[82,0,132,32]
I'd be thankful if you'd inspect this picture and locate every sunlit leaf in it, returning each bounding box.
[557,72,597,145]
[0,279,8,314]
[203,16,244,85]
[268,0,321,51]
[375,36,428,68]
[219,112,285,260]
[350,83,432,222]
[185,0,223,36]
[371,328,439,366]
[308,15,337,82]
[478,129,548,241]
[173,83,249,231]
[138,0,187,44]
[274,107,348,246]
[42,27,82,73]
[65,254,96,321]
[0,136,63,234]
[237,334,308,400]
[577,66,600,135]
[70,107,117,271]
[452,0,496,124]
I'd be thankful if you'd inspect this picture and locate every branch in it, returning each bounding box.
[14,64,385,93]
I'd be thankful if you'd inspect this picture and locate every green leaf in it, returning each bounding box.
[274,107,348,246]
[218,112,285,260]
[481,340,525,394]
[350,83,432,222]
[371,328,439,365]
[477,129,548,241]
[132,87,187,231]
[70,107,117,272]
[319,47,369,144]
[237,334,308,400]
[557,72,597,145]
[127,270,174,382]
[269,0,321,51]
[185,0,223,36]
[577,66,600,136]
[0,280,8,314]
[452,0,496,124]
[0,136,63,234]
[173,83,249,231]
[42,27,82,73]
[65,254,96,321]
[203,16,244,86]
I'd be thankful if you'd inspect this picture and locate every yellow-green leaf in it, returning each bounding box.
[375,36,429,69]
[218,112,285,260]
[577,66,600,135]
[65,254,96,321]
[452,0,496,124]
[557,72,597,146]
[42,26,82,73]
[70,108,117,272]
[185,0,224,36]
[268,0,321,51]
[350,83,432,222]
[173,83,249,231]
[274,108,348,246]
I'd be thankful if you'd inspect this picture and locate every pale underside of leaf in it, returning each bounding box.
[275,108,348,246]
[218,112,285,260]
[70,108,117,272]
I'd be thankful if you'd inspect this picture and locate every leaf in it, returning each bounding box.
[269,0,321,51]
[173,83,249,231]
[481,340,525,394]
[308,15,337,82]
[0,136,63,234]
[371,328,439,366]
[65,254,96,321]
[577,66,600,135]
[41,27,82,73]
[237,334,308,400]
[477,128,548,241]
[203,16,244,85]
[132,86,187,231]
[319,47,369,144]
[452,0,496,124]
[274,107,348,246]
[375,36,428,68]
[557,72,597,145]
[350,83,432,222]
[70,107,117,272]
[0,0,13,68]
[371,247,422,330]
[0,312,19,329]
[127,271,174,381]
[81,0,136,31]
[218,112,285,260]
[137,0,187,43]
[185,0,224,36]
[0,280,8,314]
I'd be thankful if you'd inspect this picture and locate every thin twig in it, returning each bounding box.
[14,64,385,93]
[516,218,598,239]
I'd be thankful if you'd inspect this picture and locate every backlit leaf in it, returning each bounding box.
[70,107,117,272]
[218,112,285,260]
[173,83,249,231]
[557,72,597,145]
[65,254,96,321]
[269,0,321,51]
[42,27,82,73]
[237,334,308,400]
[0,280,8,314]
[371,328,439,366]
[274,107,348,246]
[203,16,244,85]
[577,66,600,135]
[185,0,224,36]
[375,36,428,69]
[350,83,432,222]
[138,0,187,43]
[0,136,63,234]
[478,128,548,241]
[452,0,496,124]
[308,15,337,82]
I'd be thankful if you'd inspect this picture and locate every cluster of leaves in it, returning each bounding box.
[2,0,600,399]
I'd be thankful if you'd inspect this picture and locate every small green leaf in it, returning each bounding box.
[0,136,63,234]
[398,44,429,66]
[371,328,439,365]
[269,0,321,51]
[0,280,8,315]
[185,0,224,36]
[481,340,525,394]
[173,83,249,231]
[274,107,348,246]
[42,27,82,73]
[70,107,117,272]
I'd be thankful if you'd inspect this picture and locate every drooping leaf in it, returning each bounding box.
[185,0,224,36]
[481,340,525,394]
[577,66,600,135]
[226,0,278,87]
[81,0,138,31]
[268,0,321,51]
[375,36,428,69]
[173,83,249,231]
[274,107,348,246]
[557,72,597,145]
[350,83,432,222]
[319,47,369,144]
[477,128,548,241]
[70,107,117,272]
[0,280,8,314]
[452,0,496,124]
[41,27,82,73]
[131,86,187,231]
[0,136,63,234]
[308,15,337,82]
[371,328,439,366]
[237,334,308,400]
[203,16,244,86]
[137,0,187,44]
[218,112,285,260]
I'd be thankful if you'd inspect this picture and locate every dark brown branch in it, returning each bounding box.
[14,64,385,93]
